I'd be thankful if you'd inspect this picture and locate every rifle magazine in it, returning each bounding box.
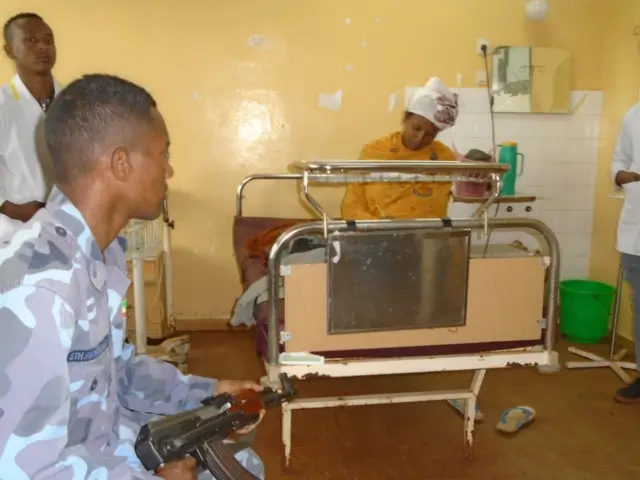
[198,439,258,480]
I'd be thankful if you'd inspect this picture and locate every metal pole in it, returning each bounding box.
[162,222,174,326]
[162,196,175,328]
[266,217,560,365]
[132,250,147,355]
[609,261,624,360]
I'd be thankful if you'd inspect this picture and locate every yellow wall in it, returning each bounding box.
[589,1,640,341]
[0,0,609,320]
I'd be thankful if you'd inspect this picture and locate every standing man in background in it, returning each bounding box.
[0,12,60,236]
[611,103,640,403]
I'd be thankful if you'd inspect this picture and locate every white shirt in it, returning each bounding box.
[612,103,640,255]
[0,74,61,237]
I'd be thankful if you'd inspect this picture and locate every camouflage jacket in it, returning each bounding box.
[0,187,216,479]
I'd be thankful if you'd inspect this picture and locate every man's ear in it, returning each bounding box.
[110,147,131,182]
[3,43,15,60]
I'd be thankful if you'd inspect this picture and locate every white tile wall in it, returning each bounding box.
[437,88,602,280]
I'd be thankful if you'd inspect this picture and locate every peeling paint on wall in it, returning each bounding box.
[318,90,343,110]
[192,91,201,100]
[361,40,368,49]
[345,18,352,26]
[247,34,270,48]
[388,92,400,112]
[346,63,354,72]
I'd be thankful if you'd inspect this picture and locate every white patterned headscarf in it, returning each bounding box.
[407,77,459,130]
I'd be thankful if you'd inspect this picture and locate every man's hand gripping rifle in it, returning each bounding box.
[135,373,296,479]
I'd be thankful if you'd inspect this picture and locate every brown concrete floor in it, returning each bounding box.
[187,331,640,480]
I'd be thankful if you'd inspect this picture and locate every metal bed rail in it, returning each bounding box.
[236,174,303,217]
[265,217,560,365]
[289,159,509,174]
[236,159,509,217]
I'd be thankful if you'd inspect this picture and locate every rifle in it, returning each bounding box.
[135,373,296,479]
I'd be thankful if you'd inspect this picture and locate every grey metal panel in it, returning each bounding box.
[326,229,471,334]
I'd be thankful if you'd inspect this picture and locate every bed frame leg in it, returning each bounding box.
[282,403,292,469]
[463,369,486,460]
[537,350,561,374]
[463,396,475,459]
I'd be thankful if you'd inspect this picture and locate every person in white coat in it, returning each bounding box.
[611,103,640,403]
[0,12,60,237]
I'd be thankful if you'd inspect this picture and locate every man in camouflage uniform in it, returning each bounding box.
[0,74,265,479]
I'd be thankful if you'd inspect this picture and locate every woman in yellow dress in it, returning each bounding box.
[342,77,459,220]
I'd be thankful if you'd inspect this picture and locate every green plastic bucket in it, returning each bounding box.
[559,279,616,343]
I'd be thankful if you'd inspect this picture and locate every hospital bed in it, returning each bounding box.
[232,160,561,465]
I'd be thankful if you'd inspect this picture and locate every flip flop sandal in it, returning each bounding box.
[446,399,484,423]
[496,406,536,434]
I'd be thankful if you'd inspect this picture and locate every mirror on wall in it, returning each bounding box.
[491,46,571,114]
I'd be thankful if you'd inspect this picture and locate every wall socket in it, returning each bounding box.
[476,38,490,55]
[475,70,488,85]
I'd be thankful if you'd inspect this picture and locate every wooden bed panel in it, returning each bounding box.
[283,256,545,353]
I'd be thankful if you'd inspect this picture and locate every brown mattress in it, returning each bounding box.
[232,215,545,360]
[233,216,309,327]
[232,216,308,287]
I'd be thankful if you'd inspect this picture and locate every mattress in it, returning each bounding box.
[232,215,307,327]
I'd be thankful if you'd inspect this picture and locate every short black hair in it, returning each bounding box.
[3,12,44,43]
[44,74,158,183]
